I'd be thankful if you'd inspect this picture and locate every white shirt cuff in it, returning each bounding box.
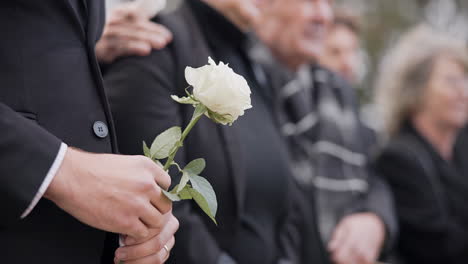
[21,143,68,219]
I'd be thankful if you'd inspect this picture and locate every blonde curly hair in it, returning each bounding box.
[375,24,468,137]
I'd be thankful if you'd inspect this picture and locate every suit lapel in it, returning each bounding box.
[85,0,105,44]
[62,0,86,40]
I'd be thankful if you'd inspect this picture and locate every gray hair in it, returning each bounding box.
[375,24,468,137]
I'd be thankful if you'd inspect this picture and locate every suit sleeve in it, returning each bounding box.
[0,103,62,225]
[104,51,222,264]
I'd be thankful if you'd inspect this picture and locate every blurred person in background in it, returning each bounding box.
[103,0,329,263]
[254,1,397,264]
[97,0,172,64]
[318,10,364,87]
[375,25,468,264]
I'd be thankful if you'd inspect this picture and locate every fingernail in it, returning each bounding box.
[116,250,127,260]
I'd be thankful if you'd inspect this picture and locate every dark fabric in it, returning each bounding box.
[229,81,292,264]
[454,126,468,175]
[375,123,468,264]
[104,1,324,263]
[0,0,119,263]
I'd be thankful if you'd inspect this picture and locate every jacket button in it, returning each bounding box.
[93,121,109,138]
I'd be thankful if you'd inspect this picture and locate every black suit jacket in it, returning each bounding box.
[104,2,328,264]
[0,1,117,263]
[376,124,468,264]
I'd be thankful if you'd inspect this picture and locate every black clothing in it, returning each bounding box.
[229,84,292,264]
[104,1,323,263]
[0,0,117,263]
[376,123,468,264]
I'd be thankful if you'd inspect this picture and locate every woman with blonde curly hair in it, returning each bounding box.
[375,25,468,264]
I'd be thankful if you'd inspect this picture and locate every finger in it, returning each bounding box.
[145,22,173,40]
[354,241,379,264]
[116,215,179,261]
[138,201,165,231]
[118,236,176,264]
[144,23,173,49]
[147,181,172,215]
[129,21,172,47]
[105,19,172,51]
[332,231,359,264]
[126,213,175,245]
[331,242,354,264]
[328,224,349,251]
[147,161,171,190]
[105,23,157,46]
[119,39,153,57]
[126,219,150,242]
[355,247,374,264]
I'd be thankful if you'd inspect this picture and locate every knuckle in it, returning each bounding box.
[152,236,164,252]
[172,216,180,231]
[137,179,154,193]
[152,215,165,230]
[136,155,151,166]
[134,226,148,239]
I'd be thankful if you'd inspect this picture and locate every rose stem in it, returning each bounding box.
[163,109,205,171]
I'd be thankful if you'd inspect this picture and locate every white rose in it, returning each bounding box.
[185,57,252,125]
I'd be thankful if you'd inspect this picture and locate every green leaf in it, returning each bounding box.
[190,175,218,219]
[188,187,217,225]
[162,190,181,202]
[177,159,206,195]
[170,185,193,200]
[150,126,182,159]
[178,185,193,200]
[177,172,191,193]
[171,95,197,105]
[184,158,206,175]
[192,104,207,120]
[143,141,151,158]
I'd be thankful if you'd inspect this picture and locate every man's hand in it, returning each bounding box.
[45,147,172,241]
[328,213,386,264]
[114,212,179,264]
[95,2,172,64]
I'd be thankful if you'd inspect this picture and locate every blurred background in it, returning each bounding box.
[107,0,468,103]
[335,0,468,101]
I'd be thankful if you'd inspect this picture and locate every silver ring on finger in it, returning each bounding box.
[163,244,170,261]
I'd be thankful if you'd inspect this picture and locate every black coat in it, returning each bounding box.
[0,0,117,263]
[454,126,468,173]
[376,124,468,264]
[104,2,328,264]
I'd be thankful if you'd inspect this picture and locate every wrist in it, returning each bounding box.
[44,147,78,204]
